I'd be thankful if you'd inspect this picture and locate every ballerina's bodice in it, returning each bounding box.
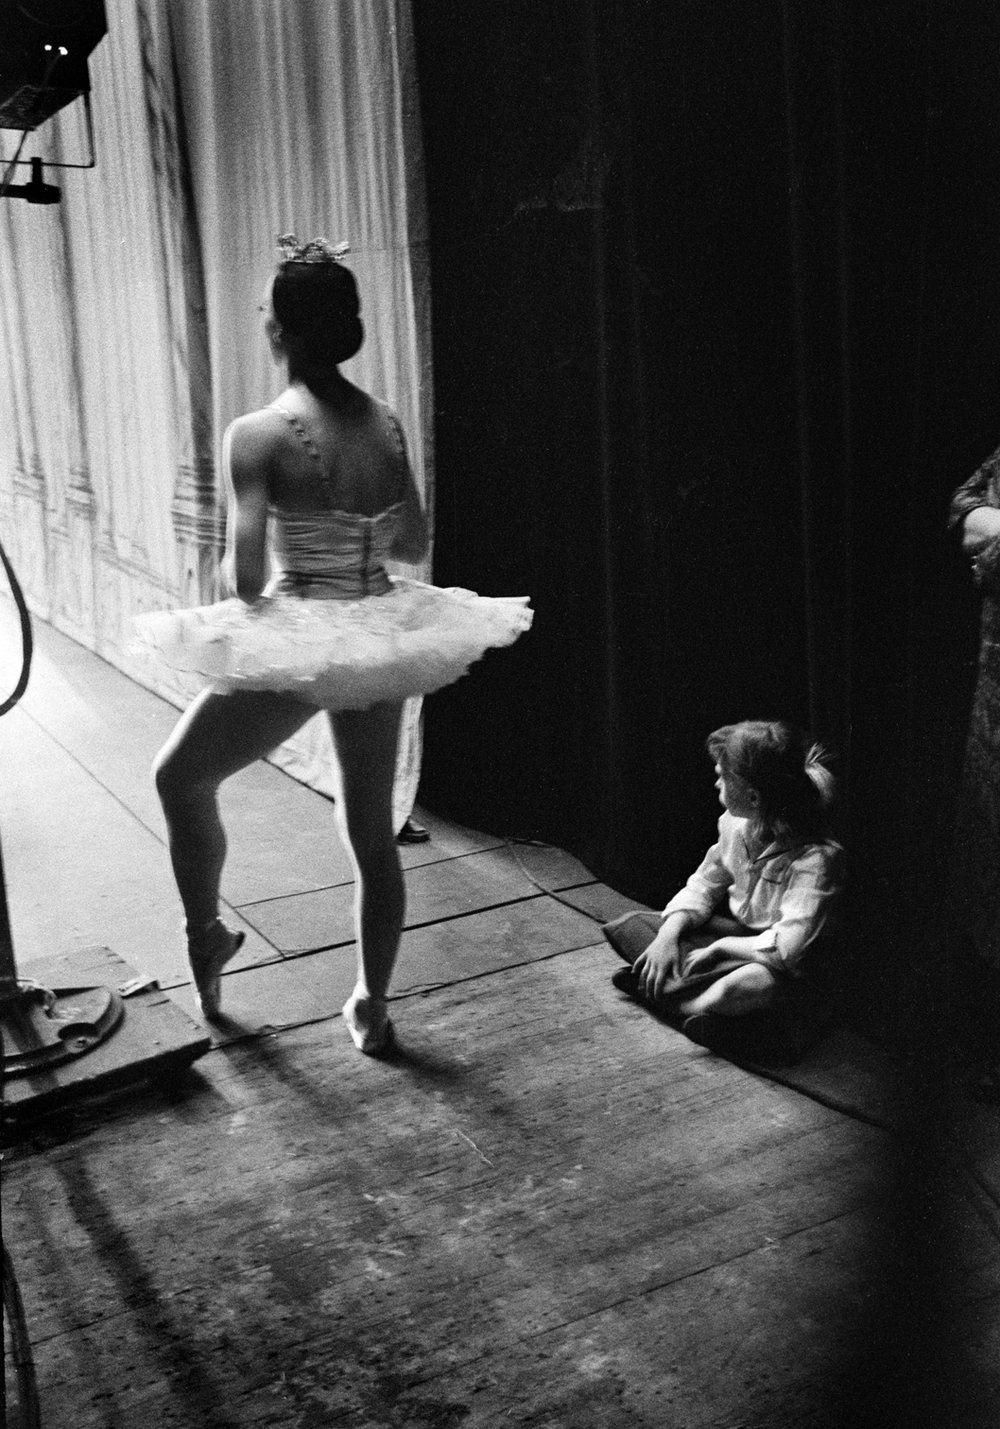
[272,504,402,599]
[267,400,404,599]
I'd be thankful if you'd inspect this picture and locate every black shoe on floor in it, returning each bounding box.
[611,965,667,1012]
[683,1011,798,1065]
[397,818,431,845]
[682,1013,742,1052]
[611,966,640,996]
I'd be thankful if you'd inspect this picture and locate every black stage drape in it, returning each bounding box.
[413,9,999,1410]
[413,0,996,968]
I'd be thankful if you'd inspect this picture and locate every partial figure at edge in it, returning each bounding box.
[949,448,1000,1097]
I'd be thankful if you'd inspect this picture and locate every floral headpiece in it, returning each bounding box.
[276,234,350,264]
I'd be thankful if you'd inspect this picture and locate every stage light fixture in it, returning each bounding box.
[0,0,108,202]
[0,0,107,130]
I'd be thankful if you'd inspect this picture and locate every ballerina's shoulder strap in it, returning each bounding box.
[269,404,335,506]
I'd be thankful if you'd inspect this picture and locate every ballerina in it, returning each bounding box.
[135,236,532,1051]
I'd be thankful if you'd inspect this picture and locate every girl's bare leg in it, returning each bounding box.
[679,962,780,1018]
[327,701,405,1050]
[153,688,315,937]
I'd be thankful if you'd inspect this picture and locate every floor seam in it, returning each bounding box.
[235,882,603,952]
[13,703,170,847]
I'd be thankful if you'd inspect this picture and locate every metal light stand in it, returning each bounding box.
[0,535,211,1114]
[0,537,125,1086]
[0,837,126,1079]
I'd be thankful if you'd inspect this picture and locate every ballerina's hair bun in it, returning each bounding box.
[272,234,364,366]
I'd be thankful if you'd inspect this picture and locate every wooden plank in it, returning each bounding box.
[0,707,279,988]
[5,951,996,1427]
[1,601,180,835]
[749,1025,903,1130]
[558,881,655,924]
[488,839,596,890]
[0,705,175,967]
[164,942,359,1045]
[379,895,603,996]
[221,799,511,906]
[399,806,508,865]
[165,897,605,1046]
[4,610,997,1427]
[240,844,596,954]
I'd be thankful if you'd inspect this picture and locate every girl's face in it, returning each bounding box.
[714,762,759,820]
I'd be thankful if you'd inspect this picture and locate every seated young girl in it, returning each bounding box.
[604,719,842,1061]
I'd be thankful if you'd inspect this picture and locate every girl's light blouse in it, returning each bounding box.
[661,811,841,973]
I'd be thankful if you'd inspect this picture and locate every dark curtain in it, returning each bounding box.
[413,0,994,964]
[412,6,999,1412]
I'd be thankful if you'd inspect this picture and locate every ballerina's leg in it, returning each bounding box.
[153,687,315,938]
[327,701,405,1051]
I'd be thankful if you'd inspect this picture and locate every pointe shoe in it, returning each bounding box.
[188,919,245,1020]
[342,991,392,1055]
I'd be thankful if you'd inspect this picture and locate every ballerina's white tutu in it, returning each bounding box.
[132,574,533,710]
[133,387,535,715]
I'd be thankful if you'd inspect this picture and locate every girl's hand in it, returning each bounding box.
[632,935,681,1003]
[684,936,757,975]
[961,504,1000,558]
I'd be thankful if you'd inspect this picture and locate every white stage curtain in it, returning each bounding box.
[0,0,431,824]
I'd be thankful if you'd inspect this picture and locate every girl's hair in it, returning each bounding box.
[706,719,835,845]
[272,258,364,366]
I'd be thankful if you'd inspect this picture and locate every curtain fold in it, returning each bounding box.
[414,0,818,899]
[0,0,430,824]
[413,0,978,946]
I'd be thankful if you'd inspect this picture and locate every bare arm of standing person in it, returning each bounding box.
[390,461,429,563]
[388,420,429,563]
[219,415,272,602]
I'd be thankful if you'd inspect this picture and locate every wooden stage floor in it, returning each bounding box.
[1,605,998,1427]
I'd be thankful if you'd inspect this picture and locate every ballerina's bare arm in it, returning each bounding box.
[388,428,429,564]
[390,465,430,563]
[220,414,273,601]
